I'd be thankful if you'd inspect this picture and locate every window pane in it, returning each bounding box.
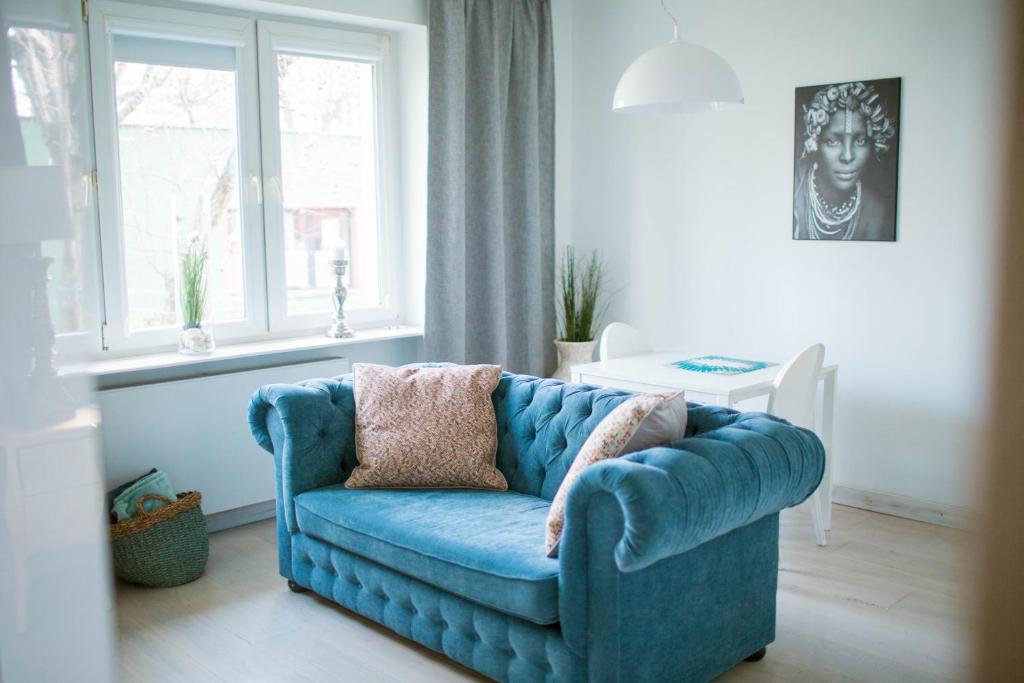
[276,53,380,316]
[113,59,245,332]
[8,26,93,336]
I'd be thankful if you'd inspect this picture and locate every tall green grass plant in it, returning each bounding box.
[180,236,208,330]
[557,246,606,342]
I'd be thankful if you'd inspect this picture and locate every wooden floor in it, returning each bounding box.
[115,502,972,682]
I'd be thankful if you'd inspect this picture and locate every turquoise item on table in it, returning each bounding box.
[248,364,825,682]
[111,470,177,521]
[672,355,771,374]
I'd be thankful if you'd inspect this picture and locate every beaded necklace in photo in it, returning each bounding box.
[807,162,862,240]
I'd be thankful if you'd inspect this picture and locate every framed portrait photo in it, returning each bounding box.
[792,77,901,241]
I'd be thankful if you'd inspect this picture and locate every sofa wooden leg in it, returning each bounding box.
[744,647,767,662]
[287,580,308,593]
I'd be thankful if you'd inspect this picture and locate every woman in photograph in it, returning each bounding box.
[793,81,898,241]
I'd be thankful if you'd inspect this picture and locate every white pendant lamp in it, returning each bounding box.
[612,1,744,114]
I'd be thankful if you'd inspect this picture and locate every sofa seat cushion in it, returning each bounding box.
[293,486,560,625]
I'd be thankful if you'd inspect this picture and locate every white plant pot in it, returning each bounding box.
[553,340,597,381]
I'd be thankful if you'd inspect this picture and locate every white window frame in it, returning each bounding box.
[88,1,267,351]
[256,20,401,334]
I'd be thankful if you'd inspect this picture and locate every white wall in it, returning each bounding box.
[396,24,429,326]
[564,0,1011,512]
[552,0,575,252]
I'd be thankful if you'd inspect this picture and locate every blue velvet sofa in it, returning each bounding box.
[248,368,824,682]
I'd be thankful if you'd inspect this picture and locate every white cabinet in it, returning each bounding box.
[0,409,116,682]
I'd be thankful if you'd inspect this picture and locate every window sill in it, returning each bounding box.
[88,325,423,390]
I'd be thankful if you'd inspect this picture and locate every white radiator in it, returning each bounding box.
[98,358,351,517]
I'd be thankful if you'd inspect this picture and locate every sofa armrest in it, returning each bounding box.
[556,412,823,655]
[561,412,824,574]
[248,377,357,532]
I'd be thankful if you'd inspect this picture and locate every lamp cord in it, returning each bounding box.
[660,0,680,42]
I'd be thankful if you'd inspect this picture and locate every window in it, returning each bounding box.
[88,2,397,351]
[7,20,99,350]
[257,21,392,332]
[112,43,250,333]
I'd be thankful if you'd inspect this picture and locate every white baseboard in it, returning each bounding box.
[831,484,974,530]
[205,499,276,533]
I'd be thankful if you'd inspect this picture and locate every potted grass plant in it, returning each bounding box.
[178,234,215,355]
[554,246,605,380]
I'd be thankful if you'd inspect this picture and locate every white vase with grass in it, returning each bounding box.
[178,234,215,355]
[554,246,605,381]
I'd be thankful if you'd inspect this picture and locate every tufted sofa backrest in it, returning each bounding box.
[492,373,636,500]
[250,365,722,502]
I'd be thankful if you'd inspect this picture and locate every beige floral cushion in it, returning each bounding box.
[346,363,508,490]
[545,391,687,556]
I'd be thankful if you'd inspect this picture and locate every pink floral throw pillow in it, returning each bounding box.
[545,392,687,556]
[346,363,508,490]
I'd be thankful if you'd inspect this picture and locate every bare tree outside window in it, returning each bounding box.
[275,53,380,316]
[112,61,244,331]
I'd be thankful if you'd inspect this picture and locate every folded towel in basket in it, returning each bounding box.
[111,470,177,521]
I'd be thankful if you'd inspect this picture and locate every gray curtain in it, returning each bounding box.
[425,0,555,377]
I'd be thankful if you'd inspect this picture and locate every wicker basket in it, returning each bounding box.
[110,491,209,587]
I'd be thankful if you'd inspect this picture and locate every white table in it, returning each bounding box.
[571,352,837,533]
